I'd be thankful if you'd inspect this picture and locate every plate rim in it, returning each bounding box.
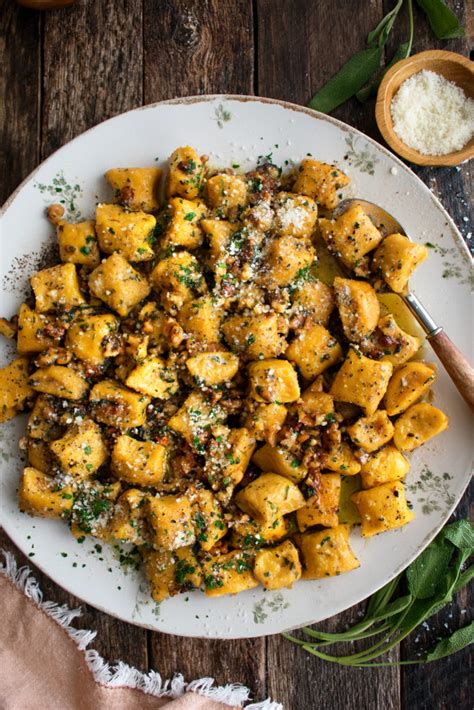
[1,94,472,639]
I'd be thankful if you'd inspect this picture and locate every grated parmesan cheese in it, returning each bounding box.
[391,70,474,156]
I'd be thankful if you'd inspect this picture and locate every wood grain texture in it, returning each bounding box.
[143,0,254,102]
[1,1,472,707]
[41,0,143,158]
[0,0,41,202]
[256,0,384,134]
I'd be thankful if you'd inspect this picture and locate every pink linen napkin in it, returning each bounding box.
[0,551,280,710]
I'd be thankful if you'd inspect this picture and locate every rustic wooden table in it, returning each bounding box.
[1,1,472,708]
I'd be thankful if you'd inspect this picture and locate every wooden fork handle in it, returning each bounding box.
[428,329,474,411]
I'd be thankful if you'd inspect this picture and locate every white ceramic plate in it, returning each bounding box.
[1,96,472,639]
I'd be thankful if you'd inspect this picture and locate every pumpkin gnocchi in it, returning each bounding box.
[0,145,448,604]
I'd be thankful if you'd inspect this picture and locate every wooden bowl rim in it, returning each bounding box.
[375,50,474,167]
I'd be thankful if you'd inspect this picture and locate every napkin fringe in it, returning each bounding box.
[0,550,282,710]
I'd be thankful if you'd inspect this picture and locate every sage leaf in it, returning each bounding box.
[424,622,474,662]
[415,0,464,39]
[406,538,453,599]
[309,46,382,114]
[443,519,474,551]
[356,42,411,102]
[365,574,401,617]
[367,0,404,46]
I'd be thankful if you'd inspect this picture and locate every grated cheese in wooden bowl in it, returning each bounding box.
[391,69,474,156]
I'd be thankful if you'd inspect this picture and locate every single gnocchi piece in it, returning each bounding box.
[29,365,89,400]
[333,277,380,342]
[162,197,207,249]
[150,251,206,313]
[253,540,302,590]
[297,473,341,530]
[95,203,156,262]
[66,314,119,365]
[360,445,410,489]
[384,362,436,416]
[89,253,151,317]
[18,467,74,519]
[202,550,258,597]
[325,441,361,475]
[177,295,222,346]
[57,220,100,266]
[27,395,62,441]
[351,481,414,537]
[192,488,227,551]
[235,472,305,524]
[253,443,307,482]
[298,384,335,425]
[222,312,287,360]
[243,402,288,445]
[372,234,428,293]
[205,427,256,489]
[0,357,33,423]
[363,314,421,367]
[273,191,318,238]
[31,263,85,313]
[201,218,240,265]
[111,435,167,486]
[290,278,335,326]
[230,516,289,549]
[89,379,150,429]
[142,548,177,602]
[125,356,179,399]
[50,419,108,478]
[206,174,248,218]
[346,410,394,453]
[264,236,315,288]
[297,524,360,579]
[167,391,224,448]
[248,358,300,403]
[319,204,383,271]
[16,304,55,354]
[109,488,148,544]
[167,146,204,200]
[146,494,195,550]
[292,159,350,210]
[174,546,203,591]
[393,403,448,451]
[186,351,239,386]
[105,167,163,212]
[285,321,342,380]
[330,348,393,416]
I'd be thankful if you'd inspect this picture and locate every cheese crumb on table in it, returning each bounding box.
[391,69,474,156]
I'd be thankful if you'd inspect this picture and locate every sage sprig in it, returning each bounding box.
[308,0,464,113]
[283,519,473,666]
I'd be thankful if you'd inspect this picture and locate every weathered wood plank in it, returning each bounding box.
[144,2,265,697]
[143,0,254,102]
[255,0,384,134]
[41,0,143,158]
[0,1,41,202]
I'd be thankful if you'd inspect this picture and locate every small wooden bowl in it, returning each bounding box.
[376,50,474,167]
